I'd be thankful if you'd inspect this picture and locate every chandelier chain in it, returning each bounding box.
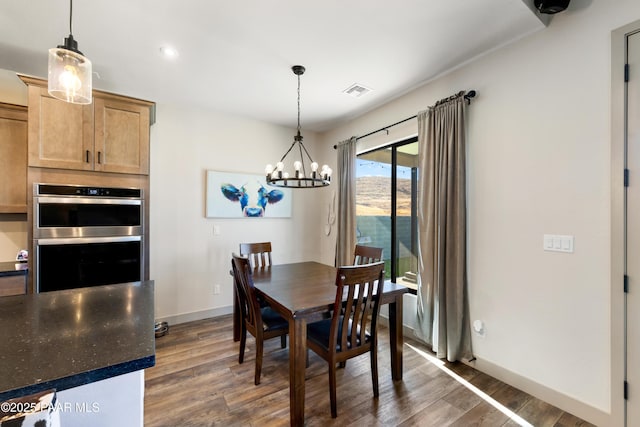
[297,73,301,135]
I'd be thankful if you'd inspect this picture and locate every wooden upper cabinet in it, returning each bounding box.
[19,75,153,175]
[27,84,94,171]
[94,97,150,174]
[0,103,28,213]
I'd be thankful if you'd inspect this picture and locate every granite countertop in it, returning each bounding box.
[0,281,155,401]
[0,262,27,277]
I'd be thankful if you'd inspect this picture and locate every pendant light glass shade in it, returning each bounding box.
[48,1,92,104]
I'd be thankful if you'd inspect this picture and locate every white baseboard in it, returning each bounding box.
[467,356,611,426]
[155,305,232,326]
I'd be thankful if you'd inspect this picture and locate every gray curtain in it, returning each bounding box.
[335,136,358,266]
[415,91,472,362]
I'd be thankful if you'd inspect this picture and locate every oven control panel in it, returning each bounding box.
[36,184,142,198]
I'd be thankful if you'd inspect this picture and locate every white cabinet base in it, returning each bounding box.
[56,371,144,427]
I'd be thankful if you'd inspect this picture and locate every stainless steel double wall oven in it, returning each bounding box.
[33,184,144,292]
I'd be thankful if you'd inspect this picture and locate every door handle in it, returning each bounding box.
[97,151,102,164]
[86,150,90,163]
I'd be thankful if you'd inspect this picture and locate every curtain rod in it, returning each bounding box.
[333,89,476,149]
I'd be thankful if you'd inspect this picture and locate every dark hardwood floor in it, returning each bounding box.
[144,315,595,427]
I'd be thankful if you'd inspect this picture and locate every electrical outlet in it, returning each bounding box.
[213,225,221,235]
[213,284,221,294]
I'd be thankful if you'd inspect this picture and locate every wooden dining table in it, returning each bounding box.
[241,261,408,426]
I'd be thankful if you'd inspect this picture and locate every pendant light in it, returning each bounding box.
[48,0,92,104]
[265,65,332,188]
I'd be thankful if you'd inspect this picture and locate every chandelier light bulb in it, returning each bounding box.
[293,161,302,171]
[265,164,274,174]
[276,162,284,171]
[59,65,82,91]
[311,162,318,172]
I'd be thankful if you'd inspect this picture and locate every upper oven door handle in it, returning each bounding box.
[35,196,142,205]
[35,235,142,245]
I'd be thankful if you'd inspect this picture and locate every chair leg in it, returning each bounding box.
[254,336,264,385]
[329,362,338,418]
[280,334,286,349]
[339,361,346,368]
[370,346,379,397]
[239,325,247,364]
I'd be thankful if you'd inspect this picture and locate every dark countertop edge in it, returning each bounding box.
[0,262,27,277]
[0,270,27,278]
[0,354,155,402]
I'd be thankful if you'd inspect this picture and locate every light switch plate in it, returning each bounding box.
[544,234,574,253]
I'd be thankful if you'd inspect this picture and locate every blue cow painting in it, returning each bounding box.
[220,180,285,217]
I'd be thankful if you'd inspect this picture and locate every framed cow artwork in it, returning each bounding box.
[205,170,293,218]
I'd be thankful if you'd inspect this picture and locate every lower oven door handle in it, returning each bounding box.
[35,196,142,205]
[35,235,142,245]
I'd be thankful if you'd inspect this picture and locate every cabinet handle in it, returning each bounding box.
[86,150,90,163]
[97,151,102,164]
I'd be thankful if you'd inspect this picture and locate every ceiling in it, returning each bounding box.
[0,1,547,132]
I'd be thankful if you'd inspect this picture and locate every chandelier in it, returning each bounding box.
[265,65,332,188]
[48,0,92,104]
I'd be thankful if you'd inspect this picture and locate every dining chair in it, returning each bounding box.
[239,241,273,269]
[306,261,385,418]
[231,253,288,385]
[353,244,383,265]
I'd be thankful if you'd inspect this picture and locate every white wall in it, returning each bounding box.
[149,103,331,322]
[318,2,640,424]
[0,219,27,261]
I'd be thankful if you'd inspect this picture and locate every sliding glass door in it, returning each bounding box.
[356,138,418,289]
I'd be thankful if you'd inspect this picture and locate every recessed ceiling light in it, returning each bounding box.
[159,46,179,59]
[343,83,372,98]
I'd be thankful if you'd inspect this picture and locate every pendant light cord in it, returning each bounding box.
[69,0,74,35]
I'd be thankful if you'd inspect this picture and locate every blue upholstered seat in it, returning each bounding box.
[307,317,370,351]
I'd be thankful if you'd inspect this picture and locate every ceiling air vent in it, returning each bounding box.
[343,83,372,98]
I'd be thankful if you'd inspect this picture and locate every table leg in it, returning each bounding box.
[289,317,307,426]
[388,295,404,380]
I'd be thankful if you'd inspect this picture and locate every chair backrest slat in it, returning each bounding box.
[239,242,273,269]
[331,262,385,353]
[353,245,383,265]
[231,254,263,335]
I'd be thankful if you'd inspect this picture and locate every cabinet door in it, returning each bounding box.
[0,104,27,213]
[0,275,26,297]
[27,85,94,171]
[94,97,150,175]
